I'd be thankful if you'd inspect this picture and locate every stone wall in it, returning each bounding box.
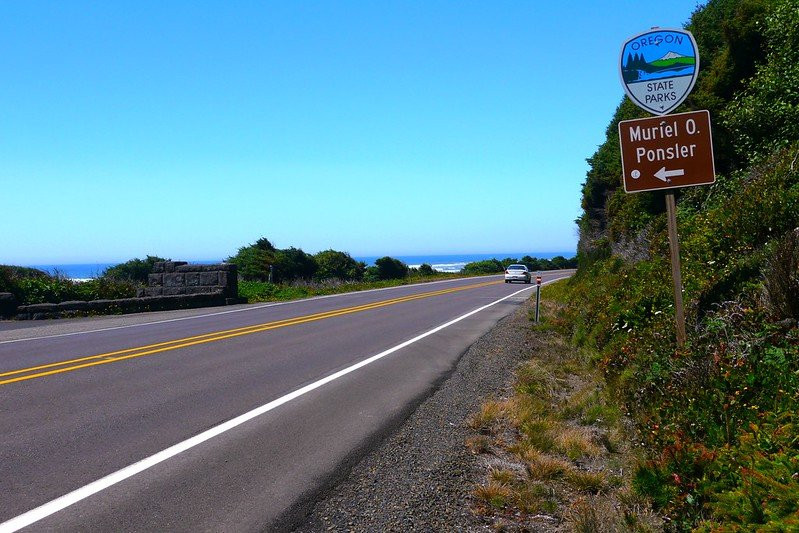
[0,292,17,317]
[137,261,238,299]
[16,292,227,320]
[7,261,241,320]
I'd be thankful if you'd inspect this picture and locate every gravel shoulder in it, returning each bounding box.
[294,296,540,532]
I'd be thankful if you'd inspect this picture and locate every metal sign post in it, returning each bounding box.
[618,27,711,348]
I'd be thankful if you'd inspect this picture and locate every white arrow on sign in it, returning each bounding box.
[654,167,685,182]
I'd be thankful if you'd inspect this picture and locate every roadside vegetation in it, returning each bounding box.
[469,286,661,531]
[472,0,798,529]
[228,238,454,302]
[2,238,577,309]
[462,255,577,276]
[539,0,798,529]
[232,244,578,303]
[0,264,138,305]
[238,272,461,303]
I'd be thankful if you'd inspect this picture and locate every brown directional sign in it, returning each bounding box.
[618,109,715,193]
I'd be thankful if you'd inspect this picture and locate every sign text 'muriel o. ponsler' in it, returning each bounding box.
[618,110,715,193]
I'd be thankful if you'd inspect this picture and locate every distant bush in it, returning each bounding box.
[364,266,380,282]
[314,250,364,281]
[462,259,504,275]
[7,272,136,305]
[417,263,436,276]
[272,247,317,283]
[103,256,167,283]
[549,255,571,269]
[227,237,277,281]
[1,265,47,302]
[228,237,373,284]
[374,256,409,280]
[0,265,49,281]
[500,257,520,268]
[519,255,578,271]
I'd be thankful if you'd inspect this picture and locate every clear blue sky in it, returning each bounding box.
[1,1,701,264]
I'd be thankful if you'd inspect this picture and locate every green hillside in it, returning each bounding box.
[650,56,697,68]
[560,0,799,529]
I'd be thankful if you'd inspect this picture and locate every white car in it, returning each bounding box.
[504,264,531,283]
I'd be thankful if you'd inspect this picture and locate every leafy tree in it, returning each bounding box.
[364,266,380,282]
[103,256,167,283]
[686,0,774,172]
[314,250,364,281]
[253,237,276,252]
[521,255,545,271]
[374,256,409,280]
[227,238,276,281]
[723,0,799,161]
[272,247,317,282]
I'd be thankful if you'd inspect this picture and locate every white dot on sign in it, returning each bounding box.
[631,170,641,179]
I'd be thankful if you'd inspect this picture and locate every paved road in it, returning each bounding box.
[0,272,571,532]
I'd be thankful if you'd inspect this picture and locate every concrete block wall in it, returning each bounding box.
[138,262,238,299]
[9,261,240,320]
[16,292,228,320]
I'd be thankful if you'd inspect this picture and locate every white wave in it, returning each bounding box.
[408,262,467,273]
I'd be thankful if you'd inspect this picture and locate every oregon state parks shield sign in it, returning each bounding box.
[619,28,699,116]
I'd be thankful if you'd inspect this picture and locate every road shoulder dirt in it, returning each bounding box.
[295,291,661,532]
[294,296,544,531]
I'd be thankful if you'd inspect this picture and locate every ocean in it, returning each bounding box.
[27,252,573,280]
[356,252,573,274]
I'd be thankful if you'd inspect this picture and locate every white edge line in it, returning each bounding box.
[0,274,504,345]
[0,278,565,533]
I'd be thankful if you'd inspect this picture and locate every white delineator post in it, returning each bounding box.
[534,274,542,323]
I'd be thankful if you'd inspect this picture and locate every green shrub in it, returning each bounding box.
[723,0,799,162]
[227,237,276,281]
[0,265,49,301]
[462,259,504,275]
[272,247,317,282]
[12,274,136,305]
[699,412,799,530]
[102,256,167,283]
[313,250,364,281]
[564,0,799,527]
[416,263,436,276]
[374,256,408,280]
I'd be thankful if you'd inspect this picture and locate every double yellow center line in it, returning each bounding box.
[0,279,500,387]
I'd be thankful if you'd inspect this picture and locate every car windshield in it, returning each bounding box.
[508,265,526,270]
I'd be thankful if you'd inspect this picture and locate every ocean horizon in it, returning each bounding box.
[24,251,575,280]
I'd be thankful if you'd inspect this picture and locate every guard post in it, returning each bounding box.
[534,273,542,323]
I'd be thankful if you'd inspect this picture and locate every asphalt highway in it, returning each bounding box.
[0,272,571,532]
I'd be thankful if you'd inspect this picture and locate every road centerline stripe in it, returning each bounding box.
[0,280,499,386]
[0,275,503,345]
[0,279,563,533]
